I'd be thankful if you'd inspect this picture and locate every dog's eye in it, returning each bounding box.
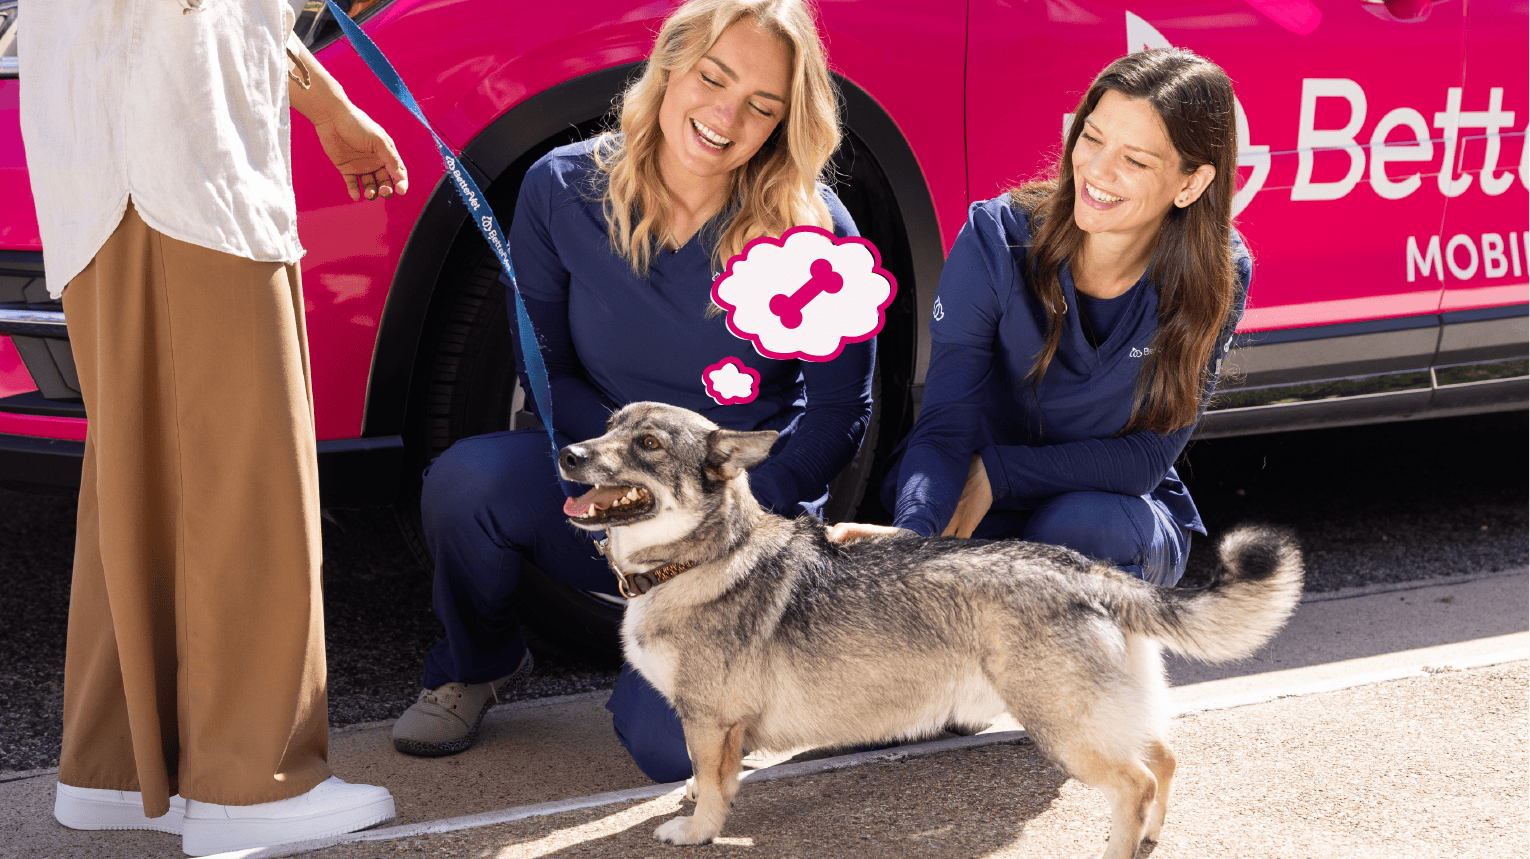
[640,435,661,451]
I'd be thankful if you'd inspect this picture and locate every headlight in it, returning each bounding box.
[0,1,17,79]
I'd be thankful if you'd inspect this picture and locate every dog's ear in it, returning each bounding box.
[705,429,778,480]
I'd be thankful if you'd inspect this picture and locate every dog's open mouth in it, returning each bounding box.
[563,484,654,525]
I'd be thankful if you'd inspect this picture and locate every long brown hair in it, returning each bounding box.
[595,0,840,275]
[1010,48,1240,434]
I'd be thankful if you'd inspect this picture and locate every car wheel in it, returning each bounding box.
[394,233,633,662]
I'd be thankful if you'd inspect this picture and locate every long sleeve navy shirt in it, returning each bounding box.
[504,139,874,518]
[890,196,1250,538]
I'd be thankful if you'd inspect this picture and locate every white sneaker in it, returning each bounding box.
[54,783,186,834]
[181,777,395,856]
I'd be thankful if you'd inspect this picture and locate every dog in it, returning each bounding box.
[558,402,1303,858]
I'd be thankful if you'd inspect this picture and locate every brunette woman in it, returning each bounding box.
[834,48,1249,588]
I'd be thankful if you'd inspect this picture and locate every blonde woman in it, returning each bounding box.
[392,0,872,782]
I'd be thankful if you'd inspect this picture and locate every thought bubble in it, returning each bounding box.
[711,226,896,362]
[703,357,760,405]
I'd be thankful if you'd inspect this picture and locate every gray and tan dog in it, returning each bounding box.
[559,402,1303,858]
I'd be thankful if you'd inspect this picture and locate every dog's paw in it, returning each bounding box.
[655,816,716,845]
[683,777,698,803]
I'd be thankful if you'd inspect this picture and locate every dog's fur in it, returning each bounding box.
[559,402,1303,858]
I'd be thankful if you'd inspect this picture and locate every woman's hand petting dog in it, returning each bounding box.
[942,453,993,539]
[825,453,990,543]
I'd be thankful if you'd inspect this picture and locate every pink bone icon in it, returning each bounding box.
[768,258,843,329]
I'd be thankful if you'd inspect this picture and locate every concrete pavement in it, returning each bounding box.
[3,569,1524,859]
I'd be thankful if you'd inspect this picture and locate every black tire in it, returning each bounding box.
[391,238,514,577]
[822,358,880,523]
[394,234,633,663]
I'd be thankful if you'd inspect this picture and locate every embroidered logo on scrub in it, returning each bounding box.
[702,225,896,405]
[932,297,945,322]
[1130,346,1157,358]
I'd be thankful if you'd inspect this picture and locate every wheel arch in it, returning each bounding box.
[361,64,639,443]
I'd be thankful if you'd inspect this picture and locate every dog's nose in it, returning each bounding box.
[560,446,587,471]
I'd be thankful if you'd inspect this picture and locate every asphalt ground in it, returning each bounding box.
[292,662,1530,859]
[5,572,1523,859]
[0,410,1525,775]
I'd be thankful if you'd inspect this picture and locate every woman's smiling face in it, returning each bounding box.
[1071,89,1214,248]
[657,18,791,192]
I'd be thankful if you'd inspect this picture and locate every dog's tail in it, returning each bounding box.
[1117,525,1304,663]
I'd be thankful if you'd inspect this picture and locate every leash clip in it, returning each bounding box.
[595,537,644,599]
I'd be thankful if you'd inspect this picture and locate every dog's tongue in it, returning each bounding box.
[563,485,627,517]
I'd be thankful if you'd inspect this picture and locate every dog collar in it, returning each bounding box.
[595,538,700,599]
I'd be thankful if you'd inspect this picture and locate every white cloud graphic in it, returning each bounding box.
[702,358,759,405]
[712,227,895,362]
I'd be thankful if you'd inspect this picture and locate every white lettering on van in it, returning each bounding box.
[1445,234,1479,279]
[1370,108,1432,201]
[1293,78,1368,201]
[1408,231,1529,282]
[1294,82,1521,203]
[1406,235,1442,283]
[1474,89,1518,196]
[1482,233,1509,278]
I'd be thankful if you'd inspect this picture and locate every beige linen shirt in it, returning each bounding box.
[19,0,308,296]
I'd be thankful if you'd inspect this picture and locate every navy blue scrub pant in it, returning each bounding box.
[423,431,1191,785]
[967,492,1192,587]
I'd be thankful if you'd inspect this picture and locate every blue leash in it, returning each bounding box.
[322,0,569,490]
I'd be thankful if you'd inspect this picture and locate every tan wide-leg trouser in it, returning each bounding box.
[57,203,330,817]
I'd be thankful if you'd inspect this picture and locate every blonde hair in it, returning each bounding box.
[594,0,840,274]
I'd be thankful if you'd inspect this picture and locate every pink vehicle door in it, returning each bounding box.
[965,0,1466,339]
[1432,0,1527,357]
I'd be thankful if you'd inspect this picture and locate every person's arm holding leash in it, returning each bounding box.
[285,33,408,202]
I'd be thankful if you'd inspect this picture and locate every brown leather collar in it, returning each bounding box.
[616,559,699,599]
[596,539,700,599]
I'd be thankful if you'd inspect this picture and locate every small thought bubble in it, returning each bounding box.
[711,226,896,362]
[703,357,760,405]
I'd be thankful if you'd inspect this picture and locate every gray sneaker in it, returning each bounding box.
[391,651,533,757]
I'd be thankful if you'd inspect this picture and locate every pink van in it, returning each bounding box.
[1,0,1524,633]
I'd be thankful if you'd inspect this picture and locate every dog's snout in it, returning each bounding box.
[560,446,588,471]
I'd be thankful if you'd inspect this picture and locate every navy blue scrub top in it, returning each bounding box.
[504,139,875,518]
[890,196,1251,538]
